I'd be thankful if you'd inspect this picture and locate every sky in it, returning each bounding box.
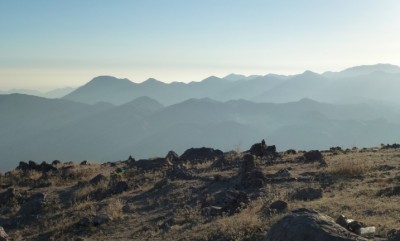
[1,0,400,90]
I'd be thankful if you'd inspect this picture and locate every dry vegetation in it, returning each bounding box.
[0,146,400,240]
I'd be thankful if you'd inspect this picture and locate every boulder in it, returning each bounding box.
[291,188,322,201]
[180,147,223,163]
[80,160,88,165]
[249,139,278,158]
[336,215,375,238]
[38,161,57,172]
[165,151,180,164]
[0,226,9,241]
[388,229,400,241]
[285,149,297,155]
[300,150,324,163]
[16,160,56,172]
[264,208,369,241]
[51,160,61,166]
[269,200,288,213]
[260,200,289,218]
[239,154,266,188]
[133,158,172,172]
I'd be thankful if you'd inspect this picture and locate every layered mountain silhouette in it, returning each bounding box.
[2,92,400,171]
[61,64,400,106]
[2,64,400,171]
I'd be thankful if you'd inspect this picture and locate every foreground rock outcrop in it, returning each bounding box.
[264,208,369,241]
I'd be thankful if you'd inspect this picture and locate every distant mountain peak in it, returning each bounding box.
[142,78,163,85]
[322,63,400,79]
[223,73,247,81]
[86,76,132,86]
[201,76,222,82]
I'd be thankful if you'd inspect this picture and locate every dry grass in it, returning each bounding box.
[2,148,400,241]
[103,198,124,219]
[328,158,372,177]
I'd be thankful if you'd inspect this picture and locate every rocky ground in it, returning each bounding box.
[1,141,400,241]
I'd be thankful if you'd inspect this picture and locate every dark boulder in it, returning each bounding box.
[133,158,172,172]
[260,200,289,218]
[51,160,61,166]
[38,161,57,172]
[291,188,323,201]
[269,200,288,213]
[285,149,297,155]
[239,154,266,188]
[180,147,223,163]
[16,160,56,173]
[249,139,278,158]
[165,151,180,164]
[300,150,324,163]
[264,208,369,241]
[16,161,30,171]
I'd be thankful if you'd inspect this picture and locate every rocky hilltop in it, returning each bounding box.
[1,141,400,241]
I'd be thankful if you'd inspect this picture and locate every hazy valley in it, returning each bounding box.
[1,64,400,171]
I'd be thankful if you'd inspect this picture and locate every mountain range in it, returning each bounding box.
[60,64,400,106]
[1,63,400,171]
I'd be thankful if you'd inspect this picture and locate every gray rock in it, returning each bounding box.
[264,208,369,241]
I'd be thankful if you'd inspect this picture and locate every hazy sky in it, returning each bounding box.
[1,1,400,90]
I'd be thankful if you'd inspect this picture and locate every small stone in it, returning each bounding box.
[356,226,375,237]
